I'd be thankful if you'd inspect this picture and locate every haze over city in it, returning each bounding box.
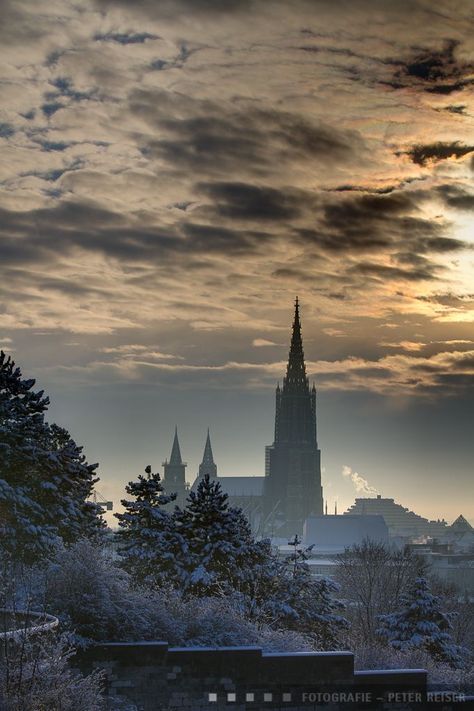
[1,0,473,523]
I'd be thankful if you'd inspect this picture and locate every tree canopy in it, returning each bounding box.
[0,351,103,563]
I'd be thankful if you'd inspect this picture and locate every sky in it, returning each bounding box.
[0,0,473,525]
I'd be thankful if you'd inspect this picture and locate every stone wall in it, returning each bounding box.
[79,642,428,711]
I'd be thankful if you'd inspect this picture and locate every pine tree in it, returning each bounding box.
[175,475,270,597]
[262,535,347,649]
[115,466,182,587]
[0,351,103,563]
[377,577,467,668]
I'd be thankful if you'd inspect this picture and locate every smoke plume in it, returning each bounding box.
[342,465,378,495]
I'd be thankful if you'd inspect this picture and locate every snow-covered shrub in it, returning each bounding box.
[353,641,474,693]
[0,633,104,711]
[43,539,178,645]
[162,593,312,651]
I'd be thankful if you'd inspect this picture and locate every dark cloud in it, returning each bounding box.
[198,182,305,221]
[41,102,64,117]
[436,184,474,211]
[388,39,474,94]
[439,105,467,115]
[351,262,436,282]
[131,88,362,175]
[149,44,202,72]
[182,222,272,254]
[404,142,474,166]
[94,31,160,44]
[296,191,445,255]
[423,236,466,252]
[48,77,98,103]
[417,292,474,309]
[37,140,72,152]
[0,123,15,138]
[20,110,35,120]
[0,200,272,269]
[272,267,313,282]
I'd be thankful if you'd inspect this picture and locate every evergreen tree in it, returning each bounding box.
[175,475,270,597]
[258,535,347,649]
[377,577,467,668]
[116,466,183,587]
[0,351,103,563]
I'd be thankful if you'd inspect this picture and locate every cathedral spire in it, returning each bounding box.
[169,426,183,465]
[198,428,217,478]
[265,297,324,534]
[285,296,307,388]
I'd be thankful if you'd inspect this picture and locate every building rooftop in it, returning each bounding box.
[217,476,264,497]
[303,514,389,551]
[344,496,448,534]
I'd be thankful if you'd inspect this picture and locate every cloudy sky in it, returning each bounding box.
[1,0,473,524]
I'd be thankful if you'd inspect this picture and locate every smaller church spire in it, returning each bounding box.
[169,426,183,465]
[198,428,217,478]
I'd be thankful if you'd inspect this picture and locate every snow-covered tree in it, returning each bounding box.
[284,536,347,648]
[250,535,347,649]
[175,475,271,597]
[0,351,103,563]
[377,577,468,668]
[115,466,183,588]
[0,632,105,710]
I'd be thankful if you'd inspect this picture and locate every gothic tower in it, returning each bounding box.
[162,427,188,507]
[198,429,218,479]
[264,298,324,536]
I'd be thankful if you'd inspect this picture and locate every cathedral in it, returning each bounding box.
[161,299,324,537]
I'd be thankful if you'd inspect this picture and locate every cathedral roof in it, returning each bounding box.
[191,475,264,496]
[218,476,264,497]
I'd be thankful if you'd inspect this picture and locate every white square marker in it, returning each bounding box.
[246,693,255,702]
[208,693,217,702]
[283,693,292,702]
[264,693,273,702]
[227,693,236,702]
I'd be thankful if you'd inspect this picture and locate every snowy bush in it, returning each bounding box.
[38,540,312,653]
[353,641,474,693]
[0,633,104,711]
[162,593,312,651]
[43,539,178,646]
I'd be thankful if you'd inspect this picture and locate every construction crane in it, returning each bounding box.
[92,490,113,511]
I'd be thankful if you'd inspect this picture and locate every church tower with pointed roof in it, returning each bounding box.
[264,298,324,535]
[198,429,218,479]
[162,427,188,507]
